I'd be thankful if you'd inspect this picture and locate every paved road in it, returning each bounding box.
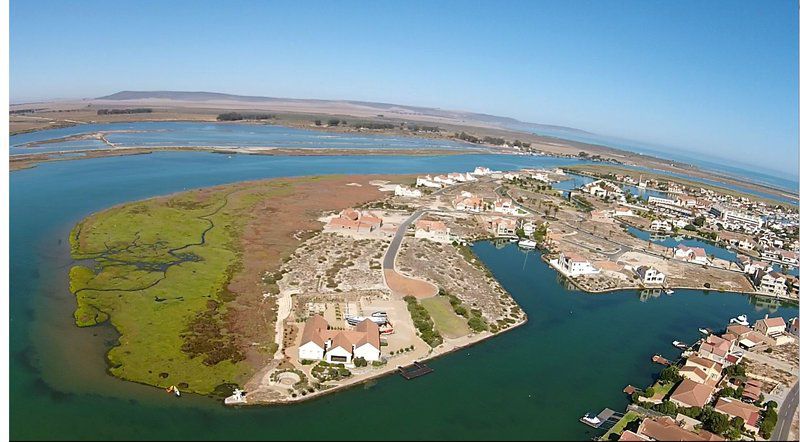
[383,210,426,270]
[773,381,799,441]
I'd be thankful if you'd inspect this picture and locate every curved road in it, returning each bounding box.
[383,209,427,270]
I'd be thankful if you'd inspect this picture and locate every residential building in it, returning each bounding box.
[682,356,722,383]
[636,266,666,285]
[298,315,381,364]
[472,166,495,176]
[494,198,518,215]
[394,185,422,198]
[753,270,787,297]
[790,317,799,337]
[414,219,452,244]
[635,416,723,441]
[650,219,671,232]
[669,379,715,409]
[753,315,786,337]
[714,397,761,433]
[697,335,732,365]
[613,206,635,217]
[553,252,599,277]
[486,217,518,237]
[433,175,456,185]
[454,195,484,212]
[416,175,442,188]
[710,204,764,231]
[674,245,710,265]
[326,209,383,234]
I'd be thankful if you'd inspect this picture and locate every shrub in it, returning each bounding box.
[644,387,655,398]
[353,357,367,367]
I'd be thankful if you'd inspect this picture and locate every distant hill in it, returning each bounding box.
[96,90,595,136]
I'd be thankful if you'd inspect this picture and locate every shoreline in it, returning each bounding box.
[10,116,797,202]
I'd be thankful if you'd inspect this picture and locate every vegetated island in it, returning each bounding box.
[68,174,528,401]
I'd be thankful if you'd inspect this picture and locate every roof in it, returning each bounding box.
[354,318,380,348]
[679,366,709,381]
[670,379,715,408]
[756,316,786,329]
[639,417,723,441]
[685,355,721,372]
[714,397,760,428]
[562,252,588,263]
[725,324,752,337]
[619,430,648,441]
[416,219,448,233]
[300,315,329,348]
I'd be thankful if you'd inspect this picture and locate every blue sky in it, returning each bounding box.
[10,0,798,176]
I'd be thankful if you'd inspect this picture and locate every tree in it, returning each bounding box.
[314,119,322,126]
[693,216,706,227]
[659,365,681,383]
[353,357,367,367]
[644,387,655,398]
[705,411,730,434]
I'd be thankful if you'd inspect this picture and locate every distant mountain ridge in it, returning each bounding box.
[97,90,595,136]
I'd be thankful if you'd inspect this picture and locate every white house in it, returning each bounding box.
[494,198,518,215]
[636,266,666,285]
[394,185,422,198]
[472,166,496,176]
[522,222,536,237]
[552,252,599,277]
[613,206,635,217]
[433,175,456,185]
[754,315,786,338]
[650,219,672,232]
[415,219,452,244]
[447,172,468,182]
[298,315,381,364]
[754,271,787,297]
[416,175,442,188]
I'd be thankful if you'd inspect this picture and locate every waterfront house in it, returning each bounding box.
[472,166,495,176]
[753,315,786,338]
[414,219,452,244]
[486,217,518,237]
[298,315,381,364]
[613,206,635,217]
[633,416,723,441]
[714,397,761,433]
[780,249,798,266]
[669,379,715,409]
[552,252,599,277]
[753,270,787,297]
[650,219,671,233]
[433,175,456,185]
[681,355,722,384]
[394,185,422,198]
[697,335,732,365]
[636,266,666,285]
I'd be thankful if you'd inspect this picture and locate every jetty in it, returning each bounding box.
[398,361,433,380]
[652,354,671,366]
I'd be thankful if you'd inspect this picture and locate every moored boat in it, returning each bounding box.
[729,314,748,326]
[672,340,688,349]
[518,239,537,249]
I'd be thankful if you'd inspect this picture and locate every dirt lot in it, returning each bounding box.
[396,237,524,327]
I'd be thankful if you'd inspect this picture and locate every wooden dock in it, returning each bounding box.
[398,362,433,380]
[580,408,625,429]
[652,354,671,366]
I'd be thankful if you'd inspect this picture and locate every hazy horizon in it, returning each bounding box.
[10,0,799,175]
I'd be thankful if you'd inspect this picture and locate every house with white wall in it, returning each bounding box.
[551,252,599,277]
[298,315,381,364]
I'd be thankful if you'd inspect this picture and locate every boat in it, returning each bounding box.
[699,328,710,335]
[518,239,537,249]
[165,385,181,397]
[729,314,749,326]
[672,341,688,349]
[346,315,388,326]
[664,289,674,295]
[580,413,602,427]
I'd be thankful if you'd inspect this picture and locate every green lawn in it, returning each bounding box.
[652,380,675,398]
[420,296,470,338]
[600,411,641,441]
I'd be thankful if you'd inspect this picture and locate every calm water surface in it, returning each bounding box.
[10,151,797,440]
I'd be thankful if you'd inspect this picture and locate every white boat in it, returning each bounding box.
[580,413,602,427]
[346,315,388,326]
[664,289,674,295]
[672,340,688,349]
[729,315,748,326]
[518,239,537,249]
[698,328,710,335]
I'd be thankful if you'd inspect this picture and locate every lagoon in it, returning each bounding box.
[625,225,739,262]
[10,151,797,440]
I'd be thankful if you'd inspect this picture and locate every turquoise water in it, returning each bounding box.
[10,151,798,440]
[9,122,484,154]
[626,226,739,262]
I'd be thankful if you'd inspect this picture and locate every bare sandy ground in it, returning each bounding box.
[383,269,438,298]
